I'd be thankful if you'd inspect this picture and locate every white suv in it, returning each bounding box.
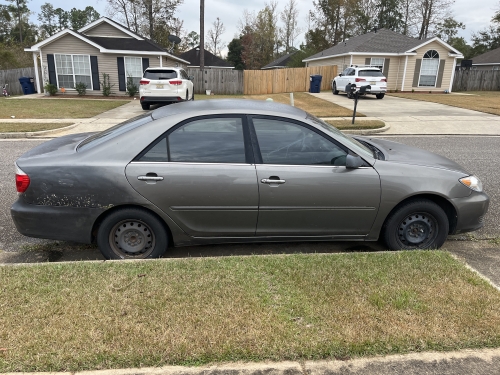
[139,67,194,110]
[331,66,387,99]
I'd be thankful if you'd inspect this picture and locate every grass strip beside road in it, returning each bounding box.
[1,251,500,372]
[325,119,385,130]
[0,97,129,119]
[389,91,500,116]
[0,122,74,132]
[198,92,360,117]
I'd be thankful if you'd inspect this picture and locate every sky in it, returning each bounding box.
[24,0,500,52]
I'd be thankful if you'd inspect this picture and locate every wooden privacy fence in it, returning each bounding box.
[453,70,500,92]
[187,68,243,95]
[243,66,338,95]
[0,67,40,96]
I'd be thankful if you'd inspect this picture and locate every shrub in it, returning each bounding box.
[100,73,114,96]
[75,82,87,96]
[126,76,138,97]
[412,89,415,93]
[43,83,57,96]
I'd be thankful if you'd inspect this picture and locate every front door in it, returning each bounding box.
[251,117,381,237]
[126,116,258,237]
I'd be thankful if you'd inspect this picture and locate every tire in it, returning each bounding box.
[186,90,189,101]
[332,82,339,95]
[191,91,195,101]
[383,200,449,251]
[97,208,168,260]
[141,103,150,110]
[376,93,385,99]
[347,92,354,99]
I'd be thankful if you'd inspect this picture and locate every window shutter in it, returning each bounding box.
[142,58,149,73]
[365,58,371,66]
[436,60,446,88]
[117,57,126,91]
[412,59,422,87]
[383,58,390,78]
[90,56,100,91]
[47,54,57,86]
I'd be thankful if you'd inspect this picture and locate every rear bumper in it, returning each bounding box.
[10,198,104,244]
[451,191,490,234]
[140,96,185,104]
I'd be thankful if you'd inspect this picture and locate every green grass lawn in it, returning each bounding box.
[0,97,129,119]
[1,251,499,372]
[325,119,385,130]
[0,122,74,132]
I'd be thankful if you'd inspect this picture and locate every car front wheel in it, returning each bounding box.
[376,93,385,99]
[383,200,449,250]
[332,82,339,95]
[97,208,168,260]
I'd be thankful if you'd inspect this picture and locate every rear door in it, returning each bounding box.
[125,115,259,237]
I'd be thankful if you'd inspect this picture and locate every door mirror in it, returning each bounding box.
[339,73,343,77]
[188,75,194,80]
[346,153,364,169]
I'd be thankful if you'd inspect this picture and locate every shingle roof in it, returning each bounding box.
[84,36,165,52]
[262,51,297,69]
[472,47,500,64]
[178,46,233,67]
[304,29,434,61]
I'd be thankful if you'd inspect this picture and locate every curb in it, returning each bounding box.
[0,123,79,139]
[3,348,500,375]
[343,124,390,135]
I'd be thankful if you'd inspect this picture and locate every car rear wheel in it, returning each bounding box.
[141,103,150,110]
[191,91,195,100]
[383,200,449,250]
[332,82,339,95]
[97,208,168,260]
[376,93,385,99]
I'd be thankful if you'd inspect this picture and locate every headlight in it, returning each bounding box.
[459,176,483,192]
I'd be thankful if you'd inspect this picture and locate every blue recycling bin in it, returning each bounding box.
[309,75,322,93]
[19,77,36,95]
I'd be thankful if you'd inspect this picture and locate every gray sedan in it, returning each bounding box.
[11,100,489,259]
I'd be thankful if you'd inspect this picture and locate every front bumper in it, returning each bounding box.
[140,96,185,105]
[451,191,490,234]
[11,198,104,244]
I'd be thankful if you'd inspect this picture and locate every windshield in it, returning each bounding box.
[305,113,374,160]
[77,113,153,151]
[359,70,384,77]
[144,70,178,79]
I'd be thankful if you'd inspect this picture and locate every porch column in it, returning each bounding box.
[33,52,41,94]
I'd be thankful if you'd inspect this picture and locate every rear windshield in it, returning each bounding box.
[359,70,384,77]
[144,70,178,79]
[77,113,153,151]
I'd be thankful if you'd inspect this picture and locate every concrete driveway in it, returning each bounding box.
[311,92,500,135]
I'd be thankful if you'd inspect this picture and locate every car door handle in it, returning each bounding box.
[261,178,286,184]
[138,175,164,181]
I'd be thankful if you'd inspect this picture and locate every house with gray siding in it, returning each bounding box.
[471,47,500,70]
[303,29,463,92]
[24,17,190,95]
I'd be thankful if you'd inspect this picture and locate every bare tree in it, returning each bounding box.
[280,0,301,53]
[207,17,225,56]
[416,0,454,39]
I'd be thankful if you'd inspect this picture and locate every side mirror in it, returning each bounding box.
[339,73,343,77]
[188,75,194,80]
[346,153,365,169]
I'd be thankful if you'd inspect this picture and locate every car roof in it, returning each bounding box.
[151,99,307,120]
[145,67,181,70]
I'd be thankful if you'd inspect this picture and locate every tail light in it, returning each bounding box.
[139,79,150,85]
[355,78,366,82]
[169,80,183,85]
[381,78,387,82]
[15,164,30,193]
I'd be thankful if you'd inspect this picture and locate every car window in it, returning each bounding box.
[359,70,384,77]
[180,70,189,79]
[348,69,356,76]
[253,118,347,166]
[144,70,178,79]
[139,117,246,163]
[341,68,350,75]
[78,113,153,151]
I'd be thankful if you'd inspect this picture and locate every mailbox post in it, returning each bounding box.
[345,84,371,124]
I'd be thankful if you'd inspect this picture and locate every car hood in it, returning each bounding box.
[359,137,470,175]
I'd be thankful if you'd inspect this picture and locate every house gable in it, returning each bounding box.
[82,22,133,38]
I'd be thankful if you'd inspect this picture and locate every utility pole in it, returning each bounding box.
[200,0,205,92]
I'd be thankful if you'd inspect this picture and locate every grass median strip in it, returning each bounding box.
[1,251,500,372]
[0,98,129,119]
[0,122,74,132]
[325,119,385,130]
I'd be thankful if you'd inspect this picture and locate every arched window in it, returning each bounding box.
[419,50,440,87]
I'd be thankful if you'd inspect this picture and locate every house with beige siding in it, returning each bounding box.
[24,17,190,95]
[303,29,463,92]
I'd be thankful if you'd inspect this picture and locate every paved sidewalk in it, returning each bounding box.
[310,92,500,135]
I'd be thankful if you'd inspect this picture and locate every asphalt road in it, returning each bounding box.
[1,136,499,269]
